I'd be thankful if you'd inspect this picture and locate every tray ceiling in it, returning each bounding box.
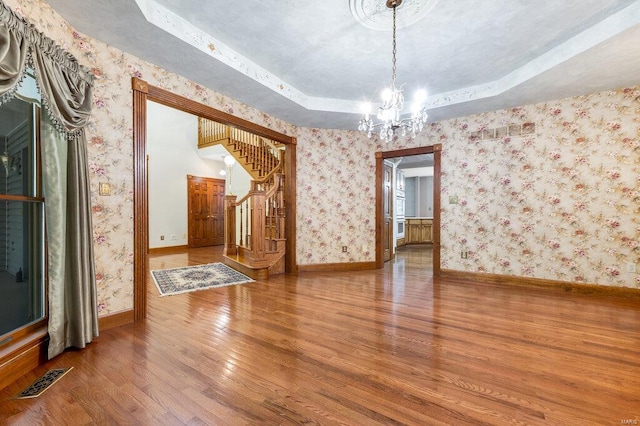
[45,0,640,129]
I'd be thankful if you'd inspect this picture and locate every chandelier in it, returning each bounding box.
[358,0,428,142]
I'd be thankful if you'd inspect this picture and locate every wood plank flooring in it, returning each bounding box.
[1,245,639,424]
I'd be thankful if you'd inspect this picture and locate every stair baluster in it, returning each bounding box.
[200,118,286,277]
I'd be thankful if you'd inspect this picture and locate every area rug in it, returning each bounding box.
[151,263,254,296]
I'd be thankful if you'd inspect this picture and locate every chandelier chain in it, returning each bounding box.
[391,4,397,89]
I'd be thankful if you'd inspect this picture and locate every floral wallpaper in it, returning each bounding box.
[437,95,640,287]
[297,89,640,288]
[6,0,639,319]
[295,128,379,264]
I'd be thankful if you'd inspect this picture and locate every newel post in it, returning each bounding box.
[251,189,266,261]
[224,195,237,256]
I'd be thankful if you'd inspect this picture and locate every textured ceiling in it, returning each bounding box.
[44,0,640,130]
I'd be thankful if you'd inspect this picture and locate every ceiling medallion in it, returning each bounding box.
[349,0,437,31]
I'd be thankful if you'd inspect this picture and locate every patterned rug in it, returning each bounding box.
[151,263,254,296]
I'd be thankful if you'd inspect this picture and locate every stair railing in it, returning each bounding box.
[224,151,285,264]
[229,128,280,177]
[198,119,230,147]
[199,118,281,178]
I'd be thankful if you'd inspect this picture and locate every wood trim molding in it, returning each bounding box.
[0,327,48,391]
[98,310,135,331]
[146,84,294,145]
[298,262,377,273]
[132,78,298,321]
[432,145,442,276]
[375,144,441,273]
[375,153,384,268]
[285,137,298,274]
[440,269,640,299]
[148,245,189,255]
[133,79,148,322]
[132,77,149,93]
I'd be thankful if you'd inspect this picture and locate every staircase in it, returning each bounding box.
[198,118,281,179]
[198,118,286,279]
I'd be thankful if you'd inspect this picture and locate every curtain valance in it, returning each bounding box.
[0,1,93,136]
[0,0,98,360]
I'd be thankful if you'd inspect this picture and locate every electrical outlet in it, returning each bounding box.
[170,234,177,241]
[342,246,348,253]
[461,251,468,259]
[160,235,164,241]
[627,263,637,273]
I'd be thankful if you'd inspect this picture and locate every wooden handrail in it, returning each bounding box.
[252,150,284,186]
[264,173,283,200]
[231,163,282,208]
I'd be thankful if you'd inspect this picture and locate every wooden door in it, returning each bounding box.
[187,176,226,247]
[383,161,394,261]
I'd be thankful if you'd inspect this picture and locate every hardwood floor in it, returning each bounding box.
[1,244,639,424]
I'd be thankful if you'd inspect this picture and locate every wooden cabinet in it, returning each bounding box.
[405,219,432,244]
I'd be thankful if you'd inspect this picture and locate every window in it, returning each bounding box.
[0,75,46,341]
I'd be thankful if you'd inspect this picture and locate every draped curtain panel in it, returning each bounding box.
[0,1,98,359]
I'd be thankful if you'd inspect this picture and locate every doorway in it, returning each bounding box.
[132,78,298,321]
[147,100,232,252]
[375,144,441,274]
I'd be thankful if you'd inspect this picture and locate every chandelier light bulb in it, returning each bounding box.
[381,88,393,102]
[361,102,372,121]
[414,89,427,102]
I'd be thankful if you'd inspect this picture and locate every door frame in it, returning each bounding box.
[382,159,394,262]
[132,77,298,321]
[375,144,441,274]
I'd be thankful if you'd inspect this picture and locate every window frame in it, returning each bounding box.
[0,100,47,344]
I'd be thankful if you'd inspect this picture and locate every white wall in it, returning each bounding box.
[418,176,434,218]
[147,101,253,249]
[404,176,434,218]
[147,101,224,249]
